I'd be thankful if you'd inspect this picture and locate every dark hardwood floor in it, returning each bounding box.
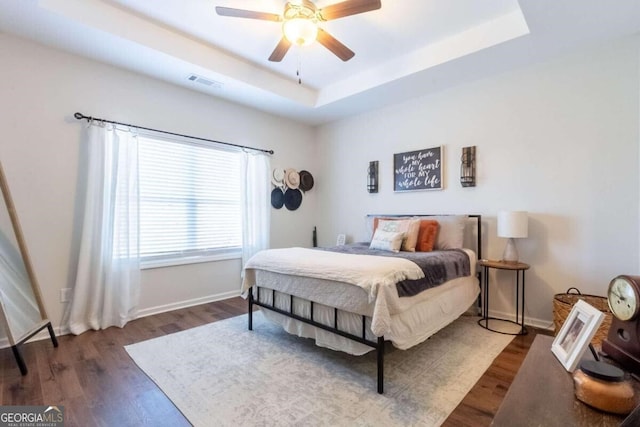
[0,297,547,426]
[443,326,549,427]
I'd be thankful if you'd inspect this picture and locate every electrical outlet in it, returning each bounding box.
[60,288,71,303]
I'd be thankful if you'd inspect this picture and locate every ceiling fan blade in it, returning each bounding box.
[268,37,292,62]
[318,0,381,21]
[215,6,281,21]
[317,28,355,61]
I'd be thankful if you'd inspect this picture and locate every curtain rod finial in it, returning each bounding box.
[74,112,86,120]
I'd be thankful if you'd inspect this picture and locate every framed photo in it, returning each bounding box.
[551,299,604,372]
[393,146,443,191]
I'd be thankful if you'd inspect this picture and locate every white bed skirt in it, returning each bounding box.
[254,272,479,355]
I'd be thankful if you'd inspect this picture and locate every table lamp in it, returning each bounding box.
[498,211,528,263]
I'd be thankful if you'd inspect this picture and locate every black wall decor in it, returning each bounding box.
[461,146,476,187]
[367,161,378,193]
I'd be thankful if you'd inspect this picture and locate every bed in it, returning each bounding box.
[241,214,482,394]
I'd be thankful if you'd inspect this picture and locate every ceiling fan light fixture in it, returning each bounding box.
[216,0,380,62]
[283,17,318,46]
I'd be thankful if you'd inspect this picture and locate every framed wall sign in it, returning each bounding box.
[394,146,443,192]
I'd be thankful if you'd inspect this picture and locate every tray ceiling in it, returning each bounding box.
[1,0,639,125]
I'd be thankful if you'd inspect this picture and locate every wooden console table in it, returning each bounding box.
[492,334,637,426]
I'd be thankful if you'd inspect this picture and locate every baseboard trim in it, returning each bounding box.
[0,290,242,349]
[487,308,555,332]
[0,324,68,349]
[136,290,241,319]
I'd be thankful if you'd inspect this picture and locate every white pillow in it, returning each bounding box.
[377,219,421,252]
[366,216,411,241]
[430,215,466,249]
[369,229,405,252]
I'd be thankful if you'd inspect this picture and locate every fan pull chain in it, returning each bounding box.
[296,50,302,85]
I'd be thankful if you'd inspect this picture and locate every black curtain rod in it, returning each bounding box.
[73,112,274,155]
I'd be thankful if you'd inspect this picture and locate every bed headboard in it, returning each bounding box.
[365,214,482,260]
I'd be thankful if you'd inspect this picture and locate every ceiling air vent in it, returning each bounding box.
[187,74,223,89]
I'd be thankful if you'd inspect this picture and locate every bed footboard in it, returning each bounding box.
[248,286,386,394]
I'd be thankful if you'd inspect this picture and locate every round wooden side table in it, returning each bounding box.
[478,259,530,335]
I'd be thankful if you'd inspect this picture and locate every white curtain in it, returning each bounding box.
[68,123,140,335]
[241,151,271,271]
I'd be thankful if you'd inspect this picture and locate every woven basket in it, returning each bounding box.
[553,287,612,349]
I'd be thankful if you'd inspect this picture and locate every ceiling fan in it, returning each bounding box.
[215,0,381,62]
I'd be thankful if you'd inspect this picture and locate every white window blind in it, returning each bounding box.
[138,134,242,266]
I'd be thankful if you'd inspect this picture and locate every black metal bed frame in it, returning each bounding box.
[247,214,482,394]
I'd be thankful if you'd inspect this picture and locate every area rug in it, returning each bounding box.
[125,312,513,426]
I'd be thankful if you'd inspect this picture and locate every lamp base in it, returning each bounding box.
[502,238,519,263]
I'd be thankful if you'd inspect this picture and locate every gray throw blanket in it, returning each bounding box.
[318,243,471,297]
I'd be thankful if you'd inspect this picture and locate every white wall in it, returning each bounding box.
[315,37,640,328]
[1,32,638,337]
[0,35,318,333]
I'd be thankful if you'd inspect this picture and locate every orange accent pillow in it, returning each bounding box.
[416,220,439,252]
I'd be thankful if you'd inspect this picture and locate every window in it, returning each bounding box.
[137,133,242,267]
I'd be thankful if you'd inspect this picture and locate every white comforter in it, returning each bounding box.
[242,247,425,336]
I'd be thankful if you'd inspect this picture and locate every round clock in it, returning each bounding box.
[602,275,640,375]
[607,275,640,321]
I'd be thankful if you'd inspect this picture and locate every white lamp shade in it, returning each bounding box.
[497,211,528,238]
